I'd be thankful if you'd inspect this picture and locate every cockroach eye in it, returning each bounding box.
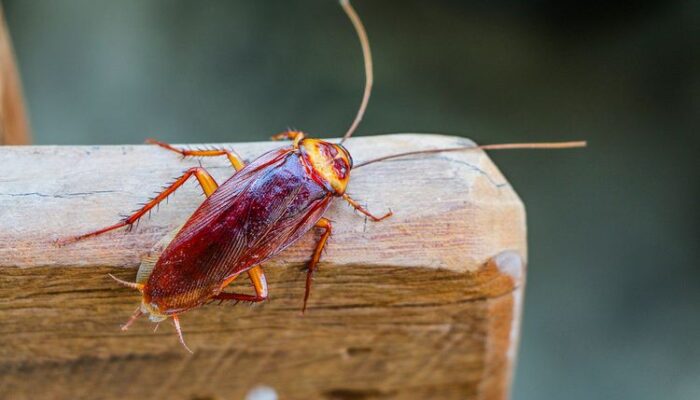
[337,144,353,169]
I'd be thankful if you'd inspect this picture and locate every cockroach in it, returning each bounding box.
[60,0,585,352]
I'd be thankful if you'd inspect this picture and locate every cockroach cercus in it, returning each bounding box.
[59,0,585,352]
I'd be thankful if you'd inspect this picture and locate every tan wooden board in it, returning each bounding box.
[0,134,526,400]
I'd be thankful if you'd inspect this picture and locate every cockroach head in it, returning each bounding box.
[300,138,353,195]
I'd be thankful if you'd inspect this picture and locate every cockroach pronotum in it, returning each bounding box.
[60,0,585,352]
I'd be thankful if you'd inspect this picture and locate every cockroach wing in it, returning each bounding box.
[136,148,294,286]
[136,222,184,284]
[142,148,333,313]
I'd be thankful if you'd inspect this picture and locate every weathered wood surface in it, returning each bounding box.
[0,7,30,145]
[0,134,526,400]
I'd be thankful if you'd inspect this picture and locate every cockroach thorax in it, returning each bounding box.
[299,138,353,195]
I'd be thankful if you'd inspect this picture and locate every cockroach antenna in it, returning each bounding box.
[336,1,586,159]
[354,140,588,168]
[340,0,373,144]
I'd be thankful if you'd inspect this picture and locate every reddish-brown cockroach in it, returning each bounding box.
[60,0,585,352]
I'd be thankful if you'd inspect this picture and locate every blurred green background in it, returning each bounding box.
[3,0,698,399]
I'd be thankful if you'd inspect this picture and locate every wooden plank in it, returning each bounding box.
[0,134,526,400]
[0,6,31,145]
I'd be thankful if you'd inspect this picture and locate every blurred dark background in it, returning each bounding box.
[3,0,697,398]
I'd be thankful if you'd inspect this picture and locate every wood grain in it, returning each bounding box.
[0,7,30,145]
[0,134,526,400]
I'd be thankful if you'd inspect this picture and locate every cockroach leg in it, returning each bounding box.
[213,293,267,303]
[172,315,193,353]
[58,167,219,245]
[120,306,143,331]
[108,273,144,292]
[270,130,305,148]
[342,193,393,222]
[213,266,269,304]
[146,138,245,171]
[248,266,269,300]
[302,218,332,314]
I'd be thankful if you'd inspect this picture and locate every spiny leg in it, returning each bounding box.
[172,315,193,353]
[270,130,305,148]
[58,166,218,245]
[248,265,269,300]
[213,266,269,303]
[146,138,245,171]
[303,218,332,313]
[342,193,393,221]
[106,274,145,329]
[108,273,144,292]
[120,306,143,331]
